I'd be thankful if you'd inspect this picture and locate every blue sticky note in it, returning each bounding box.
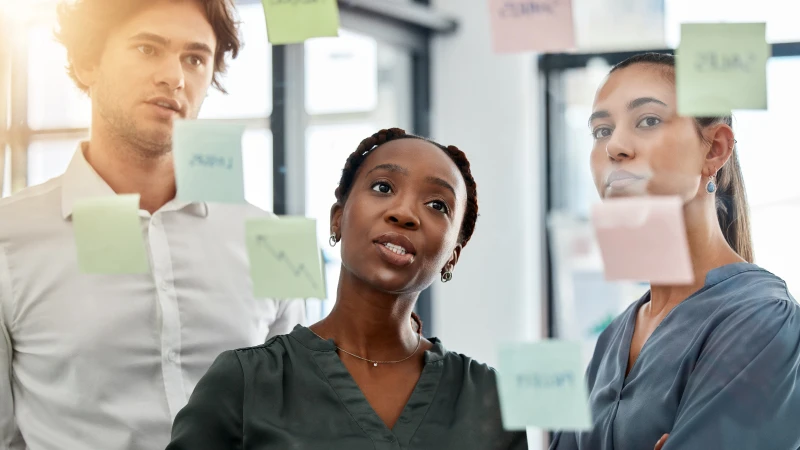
[173,120,246,204]
[246,217,326,299]
[497,341,592,431]
[677,23,770,116]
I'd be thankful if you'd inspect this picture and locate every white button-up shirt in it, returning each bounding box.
[0,144,306,450]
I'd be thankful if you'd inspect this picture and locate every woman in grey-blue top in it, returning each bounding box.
[551,53,800,450]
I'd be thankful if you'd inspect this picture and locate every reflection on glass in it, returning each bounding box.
[199,3,272,119]
[305,30,378,115]
[664,0,800,45]
[27,137,83,186]
[304,123,375,322]
[243,129,273,212]
[733,57,800,293]
[304,33,413,324]
[550,56,800,343]
[27,23,91,130]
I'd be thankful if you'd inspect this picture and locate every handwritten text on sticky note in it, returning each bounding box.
[262,0,339,45]
[246,217,326,299]
[677,22,769,116]
[489,0,575,53]
[173,120,245,204]
[497,341,592,431]
[72,194,150,275]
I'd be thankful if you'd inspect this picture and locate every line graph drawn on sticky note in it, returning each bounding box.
[246,217,326,299]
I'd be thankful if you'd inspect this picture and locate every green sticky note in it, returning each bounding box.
[677,23,770,117]
[72,194,150,274]
[261,0,340,45]
[497,341,592,431]
[173,120,246,204]
[246,217,326,299]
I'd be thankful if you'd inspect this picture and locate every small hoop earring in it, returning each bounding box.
[441,271,453,283]
[329,234,338,247]
[706,176,717,194]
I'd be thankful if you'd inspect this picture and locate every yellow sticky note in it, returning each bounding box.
[677,23,770,117]
[246,217,326,299]
[261,0,340,45]
[72,194,150,274]
[497,341,592,431]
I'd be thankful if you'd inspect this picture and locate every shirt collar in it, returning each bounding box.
[703,262,763,286]
[289,325,447,364]
[61,142,209,219]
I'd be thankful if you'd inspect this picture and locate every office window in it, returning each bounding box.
[1,148,9,198]
[304,31,413,323]
[27,23,91,131]
[199,3,272,120]
[27,137,83,186]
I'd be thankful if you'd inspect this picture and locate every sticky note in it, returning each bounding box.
[497,341,591,431]
[592,196,694,285]
[488,0,575,53]
[261,0,340,45]
[173,120,246,204]
[677,23,770,116]
[72,194,149,274]
[246,217,326,299]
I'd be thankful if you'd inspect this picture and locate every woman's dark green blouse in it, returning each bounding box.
[166,325,528,450]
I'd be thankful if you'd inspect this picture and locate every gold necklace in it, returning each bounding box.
[309,328,422,367]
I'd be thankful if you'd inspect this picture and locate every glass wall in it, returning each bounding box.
[1,1,425,326]
[304,30,414,323]
[544,0,800,354]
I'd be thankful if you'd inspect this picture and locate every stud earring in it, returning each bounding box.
[329,234,338,247]
[706,176,717,194]
[441,271,453,283]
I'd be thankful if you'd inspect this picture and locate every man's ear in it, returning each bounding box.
[703,123,735,177]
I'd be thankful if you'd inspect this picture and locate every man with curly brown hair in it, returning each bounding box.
[0,1,305,449]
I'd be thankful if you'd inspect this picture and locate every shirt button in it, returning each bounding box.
[386,435,395,442]
[167,351,179,363]
[160,281,170,291]
[152,216,161,226]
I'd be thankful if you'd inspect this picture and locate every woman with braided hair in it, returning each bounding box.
[167,128,528,449]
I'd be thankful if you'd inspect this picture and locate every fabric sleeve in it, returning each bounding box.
[662,298,800,450]
[166,351,245,450]
[266,299,307,340]
[0,246,25,450]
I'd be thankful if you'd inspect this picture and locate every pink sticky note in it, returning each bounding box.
[591,196,694,285]
[488,0,575,54]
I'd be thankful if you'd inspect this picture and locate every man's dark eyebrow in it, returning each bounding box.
[129,32,213,55]
[186,42,213,55]
[425,176,456,198]
[129,32,170,46]
[366,163,408,176]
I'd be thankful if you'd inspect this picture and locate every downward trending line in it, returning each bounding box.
[255,235,319,289]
